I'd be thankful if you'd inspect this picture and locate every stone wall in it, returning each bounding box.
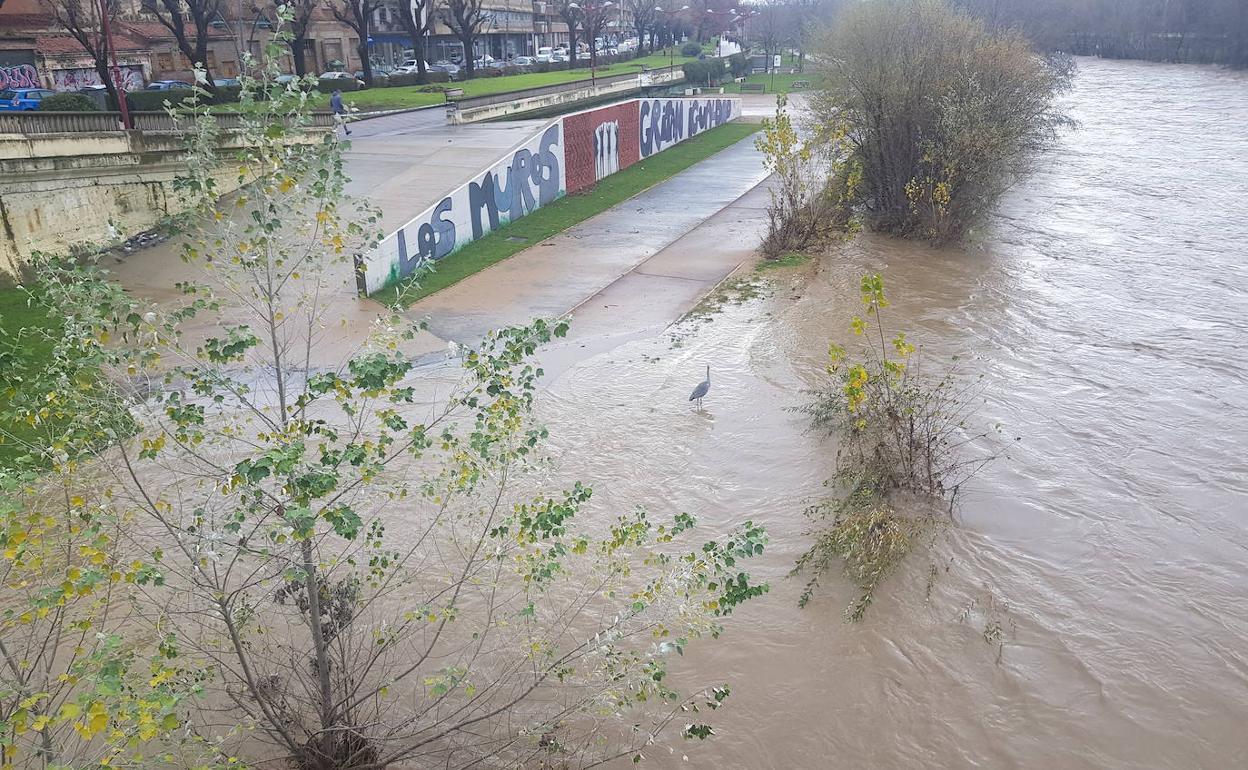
[0,130,262,275]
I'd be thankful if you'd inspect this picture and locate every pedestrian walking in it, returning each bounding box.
[330,89,351,136]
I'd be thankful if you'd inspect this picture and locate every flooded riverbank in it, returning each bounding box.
[528,56,1248,768]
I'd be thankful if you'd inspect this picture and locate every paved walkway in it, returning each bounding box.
[342,110,549,235]
[409,132,772,343]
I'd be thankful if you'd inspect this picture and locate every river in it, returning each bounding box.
[529,56,1248,768]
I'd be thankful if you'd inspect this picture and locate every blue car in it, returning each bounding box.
[0,88,56,111]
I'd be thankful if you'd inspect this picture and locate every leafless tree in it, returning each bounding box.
[256,0,318,75]
[150,0,223,91]
[41,0,123,110]
[555,0,584,68]
[443,0,490,77]
[326,0,379,83]
[394,0,437,82]
[625,0,658,53]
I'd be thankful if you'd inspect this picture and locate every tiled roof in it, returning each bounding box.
[36,32,148,56]
[119,20,232,41]
[0,12,56,32]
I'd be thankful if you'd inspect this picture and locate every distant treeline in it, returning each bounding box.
[950,0,1248,67]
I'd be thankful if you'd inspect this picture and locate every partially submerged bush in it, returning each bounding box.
[754,95,858,257]
[811,0,1072,243]
[793,275,997,618]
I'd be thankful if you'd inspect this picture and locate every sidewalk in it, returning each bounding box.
[408,132,772,343]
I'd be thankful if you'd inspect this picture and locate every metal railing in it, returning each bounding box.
[1,110,336,136]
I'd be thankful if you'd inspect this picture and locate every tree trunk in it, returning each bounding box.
[94,57,122,118]
[461,32,476,78]
[357,40,373,84]
[291,38,309,76]
[414,38,428,84]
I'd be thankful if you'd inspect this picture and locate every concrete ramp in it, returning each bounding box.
[342,109,551,235]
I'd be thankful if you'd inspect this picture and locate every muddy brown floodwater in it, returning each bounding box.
[522,57,1248,768]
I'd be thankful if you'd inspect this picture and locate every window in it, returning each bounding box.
[157,53,173,72]
[206,50,217,68]
[323,40,344,66]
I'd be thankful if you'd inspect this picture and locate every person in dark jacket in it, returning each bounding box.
[330,89,351,135]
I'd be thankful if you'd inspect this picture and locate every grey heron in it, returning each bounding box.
[688,366,710,408]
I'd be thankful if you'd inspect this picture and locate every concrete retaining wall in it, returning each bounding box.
[356,96,743,296]
[0,128,315,275]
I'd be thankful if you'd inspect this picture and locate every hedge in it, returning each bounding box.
[384,71,449,87]
[318,76,360,92]
[682,59,725,86]
[728,53,749,78]
[39,92,99,111]
[681,41,702,57]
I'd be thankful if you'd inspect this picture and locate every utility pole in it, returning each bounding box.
[98,0,131,128]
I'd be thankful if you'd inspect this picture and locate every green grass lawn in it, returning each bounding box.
[0,287,57,467]
[377,121,762,307]
[722,72,820,95]
[326,49,700,113]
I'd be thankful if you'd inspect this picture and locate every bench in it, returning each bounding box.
[791,80,811,90]
[740,82,766,93]
[444,87,465,100]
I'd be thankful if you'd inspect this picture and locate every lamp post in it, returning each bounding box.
[655,4,688,75]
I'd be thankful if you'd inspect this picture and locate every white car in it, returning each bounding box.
[394,59,432,73]
[318,71,364,86]
[513,56,535,67]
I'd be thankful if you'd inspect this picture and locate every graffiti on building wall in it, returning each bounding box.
[0,65,39,90]
[357,122,564,295]
[639,97,739,158]
[594,120,620,181]
[51,66,145,92]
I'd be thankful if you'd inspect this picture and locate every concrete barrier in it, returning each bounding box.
[449,68,684,124]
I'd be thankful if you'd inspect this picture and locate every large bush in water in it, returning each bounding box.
[811,0,1072,243]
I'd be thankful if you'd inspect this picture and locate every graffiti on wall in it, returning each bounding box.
[51,66,145,92]
[594,120,620,181]
[358,97,742,295]
[357,122,564,295]
[0,65,39,90]
[562,101,640,194]
[639,97,739,158]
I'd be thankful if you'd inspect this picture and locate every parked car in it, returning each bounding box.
[396,59,432,73]
[146,80,193,90]
[513,56,535,67]
[576,51,592,61]
[429,62,460,79]
[536,46,554,61]
[318,71,365,87]
[213,78,240,87]
[0,88,56,111]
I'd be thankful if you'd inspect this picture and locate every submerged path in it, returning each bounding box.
[409,133,773,346]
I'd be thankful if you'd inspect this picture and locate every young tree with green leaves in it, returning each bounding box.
[2,19,768,770]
